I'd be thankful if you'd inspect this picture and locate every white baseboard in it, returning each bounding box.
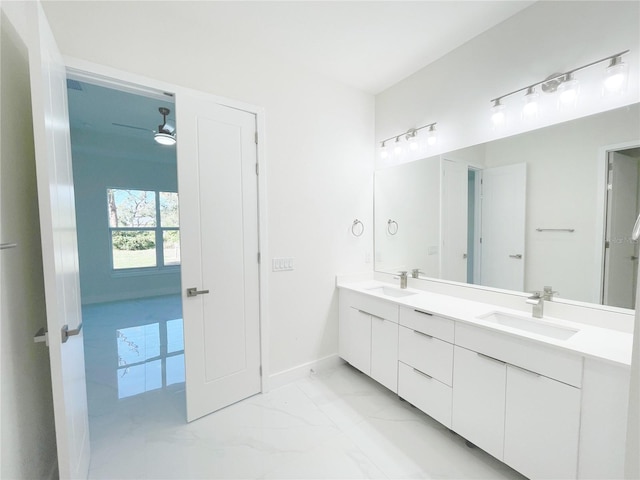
[268,354,345,390]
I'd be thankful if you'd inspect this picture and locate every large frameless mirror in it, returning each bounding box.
[375,103,640,309]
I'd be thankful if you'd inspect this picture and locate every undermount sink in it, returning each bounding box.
[366,286,418,298]
[477,311,579,340]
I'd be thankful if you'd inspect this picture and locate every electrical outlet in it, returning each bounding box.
[272,257,294,271]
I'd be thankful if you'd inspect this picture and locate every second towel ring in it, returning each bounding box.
[387,219,398,235]
[351,219,364,237]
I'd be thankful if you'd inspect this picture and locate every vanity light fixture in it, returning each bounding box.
[491,99,506,127]
[393,136,404,157]
[522,86,539,119]
[426,124,437,146]
[490,49,630,123]
[378,122,438,160]
[379,141,389,160]
[557,72,580,107]
[603,55,628,94]
[406,129,419,151]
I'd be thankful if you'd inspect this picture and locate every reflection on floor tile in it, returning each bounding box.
[83,295,185,406]
[84,295,525,479]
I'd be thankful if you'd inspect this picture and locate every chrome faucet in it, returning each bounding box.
[411,268,423,279]
[527,291,543,318]
[542,286,557,301]
[398,271,408,289]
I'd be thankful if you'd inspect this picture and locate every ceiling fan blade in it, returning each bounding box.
[112,122,154,132]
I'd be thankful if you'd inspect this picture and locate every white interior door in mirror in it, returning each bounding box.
[479,163,526,291]
[441,159,468,282]
[176,95,261,422]
[603,151,639,308]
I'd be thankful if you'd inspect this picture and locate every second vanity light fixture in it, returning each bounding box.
[379,122,437,160]
[490,50,630,127]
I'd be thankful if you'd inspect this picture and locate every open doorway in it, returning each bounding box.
[66,77,185,422]
[602,145,640,308]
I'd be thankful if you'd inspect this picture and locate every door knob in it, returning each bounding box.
[509,254,523,259]
[187,287,210,297]
[34,327,48,346]
[61,323,83,343]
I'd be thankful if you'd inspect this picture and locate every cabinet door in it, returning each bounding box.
[344,308,371,375]
[398,362,452,427]
[452,346,506,461]
[504,365,580,480]
[399,326,453,385]
[371,316,398,392]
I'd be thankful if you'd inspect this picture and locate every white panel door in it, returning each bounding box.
[441,159,468,282]
[27,3,90,478]
[480,163,526,291]
[603,152,638,308]
[176,95,261,421]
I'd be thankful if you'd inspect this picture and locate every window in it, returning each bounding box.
[107,189,180,270]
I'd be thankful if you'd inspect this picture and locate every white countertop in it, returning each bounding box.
[337,279,633,367]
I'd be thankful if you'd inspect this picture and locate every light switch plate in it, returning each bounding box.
[272,257,295,271]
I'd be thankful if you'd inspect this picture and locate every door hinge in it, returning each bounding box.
[257,252,261,263]
[259,365,263,376]
[480,237,482,244]
[255,131,258,144]
[256,163,259,176]
[605,240,610,249]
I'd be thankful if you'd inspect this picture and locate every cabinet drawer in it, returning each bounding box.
[398,361,452,428]
[455,322,583,387]
[399,306,454,342]
[346,291,399,323]
[399,325,453,386]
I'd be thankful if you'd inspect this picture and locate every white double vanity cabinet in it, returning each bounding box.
[338,280,633,480]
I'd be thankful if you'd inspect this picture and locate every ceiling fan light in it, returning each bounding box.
[154,132,177,146]
[155,107,177,145]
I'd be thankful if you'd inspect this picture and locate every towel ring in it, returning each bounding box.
[387,219,398,236]
[351,219,364,237]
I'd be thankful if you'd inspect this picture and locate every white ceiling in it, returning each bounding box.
[192,1,536,94]
[47,0,535,95]
[60,1,536,150]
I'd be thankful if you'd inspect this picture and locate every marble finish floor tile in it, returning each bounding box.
[83,296,526,479]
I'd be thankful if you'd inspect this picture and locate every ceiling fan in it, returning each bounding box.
[112,107,176,145]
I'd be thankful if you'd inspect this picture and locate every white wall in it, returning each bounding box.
[40,1,375,377]
[376,1,640,164]
[0,5,58,478]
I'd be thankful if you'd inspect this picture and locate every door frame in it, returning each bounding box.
[62,56,271,393]
[596,141,640,306]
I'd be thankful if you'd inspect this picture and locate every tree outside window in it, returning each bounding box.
[108,189,180,270]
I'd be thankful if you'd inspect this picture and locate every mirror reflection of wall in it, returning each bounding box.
[374,103,640,308]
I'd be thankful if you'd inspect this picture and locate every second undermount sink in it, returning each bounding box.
[477,311,579,340]
[366,286,418,298]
